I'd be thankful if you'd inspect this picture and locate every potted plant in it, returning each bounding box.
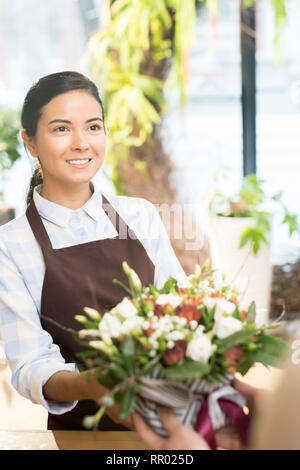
[0,109,22,226]
[207,173,299,326]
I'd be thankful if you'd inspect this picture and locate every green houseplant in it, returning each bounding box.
[0,109,22,226]
[207,173,299,326]
[209,173,299,255]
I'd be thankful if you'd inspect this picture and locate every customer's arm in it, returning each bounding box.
[251,361,300,450]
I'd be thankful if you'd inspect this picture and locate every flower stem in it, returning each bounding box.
[92,404,106,431]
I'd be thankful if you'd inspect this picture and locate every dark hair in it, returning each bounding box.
[22,71,105,205]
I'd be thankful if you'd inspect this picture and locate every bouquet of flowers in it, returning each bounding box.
[75,261,289,449]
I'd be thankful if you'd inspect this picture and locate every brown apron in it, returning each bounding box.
[26,194,155,430]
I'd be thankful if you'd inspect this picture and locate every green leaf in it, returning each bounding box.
[247,301,256,323]
[95,367,118,388]
[203,305,216,327]
[122,335,136,357]
[240,226,268,254]
[237,355,254,376]
[163,358,210,380]
[119,388,136,420]
[110,355,126,366]
[109,363,127,381]
[282,212,299,236]
[138,363,161,377]
[249,333,290,367]
[124,356,134,373]
[215,330,253,354]
[112,279,133,296]
[148,284,160,300]
[75,349,99,360]
[162,276,178,294]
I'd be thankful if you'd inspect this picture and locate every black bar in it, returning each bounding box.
[240,1,256,176]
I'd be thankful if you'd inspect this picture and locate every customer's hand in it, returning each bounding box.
[233,377,269,417]
[133,408,210,450]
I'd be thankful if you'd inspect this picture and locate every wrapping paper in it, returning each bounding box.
[135,368,250,447]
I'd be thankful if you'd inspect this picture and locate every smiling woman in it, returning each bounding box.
[21,73,106,209]
[0,71,189,433]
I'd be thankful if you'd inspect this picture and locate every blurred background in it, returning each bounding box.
[0,0,299,429]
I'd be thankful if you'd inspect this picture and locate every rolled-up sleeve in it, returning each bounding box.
[0,238,78,415]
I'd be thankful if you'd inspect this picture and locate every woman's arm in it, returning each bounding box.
[0,238,80,414]
[43,369,134,428]
[42,369,106,402]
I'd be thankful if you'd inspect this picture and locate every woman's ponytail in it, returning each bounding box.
[26,159,43,206]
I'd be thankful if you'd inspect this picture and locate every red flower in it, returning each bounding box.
[240,310,247,321]
[178,288,188,295]
[211,293,222,298]
[174,304,201,322]
[143,323,155,337]
[163,340,187,366]
[186,295,204,307]
[225,346,244,373]
[154,304,164,317]
[163,303,174,314]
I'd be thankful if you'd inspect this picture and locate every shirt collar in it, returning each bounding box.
[33,182,104,228]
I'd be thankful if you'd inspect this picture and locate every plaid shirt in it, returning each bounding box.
[0,183,188,415]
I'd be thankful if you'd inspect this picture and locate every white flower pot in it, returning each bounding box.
[209,216,272,326]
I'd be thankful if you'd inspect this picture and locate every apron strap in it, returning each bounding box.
[26,201,53,252]
[25,193,138,252]
[102,194,136,239]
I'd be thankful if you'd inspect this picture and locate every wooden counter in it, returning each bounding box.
[0,430,149,450]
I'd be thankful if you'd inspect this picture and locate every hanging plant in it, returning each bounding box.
[88,0,287,194]
[88,0,197,193]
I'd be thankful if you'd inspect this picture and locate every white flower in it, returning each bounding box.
[98,313,123,338]
[202,297,218,311]
[213,315,243,339]
[83,307,101,321]
[190,320,198,330]
[166,331,185,341]
[110,297,137,319]
[194,325,205,337]
[78,329,102,339]
[186,334,213,363]
[213,271,226,291]
[155,294,182,309]
[121,316,144,335]
[216,299,236,316]
[122,261,142,291]
[88,340,113,355]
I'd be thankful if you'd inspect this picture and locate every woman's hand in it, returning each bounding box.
[133,408,210,450]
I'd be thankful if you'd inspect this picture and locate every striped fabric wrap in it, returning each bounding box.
[135,369,245,437]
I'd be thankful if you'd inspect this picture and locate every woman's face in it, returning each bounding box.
[23,90,106,189]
